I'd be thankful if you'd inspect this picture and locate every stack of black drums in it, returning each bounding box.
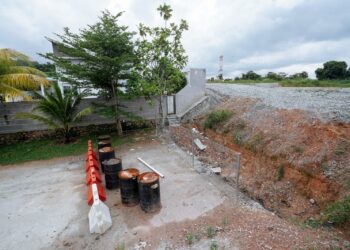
[118,169,161,213]
[97,135,161,213]
[97,135,122,190]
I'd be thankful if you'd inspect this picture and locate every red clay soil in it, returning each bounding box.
[177,98,350,222]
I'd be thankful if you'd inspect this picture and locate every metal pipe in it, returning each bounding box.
[137,157,165,178]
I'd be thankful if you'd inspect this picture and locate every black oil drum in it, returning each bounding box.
[98,135,111,142]
[104,158,122,190]
[118,168,139,206]
[98,140,111,150]
[98,147,115,173]
[138,172,161,213]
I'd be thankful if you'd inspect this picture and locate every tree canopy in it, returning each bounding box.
[41,11,137,135]
[135,3,188,130]
[315,61,349,80]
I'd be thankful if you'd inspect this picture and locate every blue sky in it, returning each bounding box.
[1,0,350,78]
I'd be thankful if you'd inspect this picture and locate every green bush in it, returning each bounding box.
[204,110,232,129]
[232,130,245,145]
[276,164,285,181]
[321,196,350,225]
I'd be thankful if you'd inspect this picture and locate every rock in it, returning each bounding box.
[267,226,274,231]
[309,199,315,204]
[134,241,147,250]
[194,138,207,151]
[211,167,222,174]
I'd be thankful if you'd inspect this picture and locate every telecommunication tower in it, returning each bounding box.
[218,55,223,80]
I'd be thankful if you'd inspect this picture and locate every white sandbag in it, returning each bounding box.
[88,184,112,234]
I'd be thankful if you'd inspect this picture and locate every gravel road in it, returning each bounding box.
[206,83,350,122]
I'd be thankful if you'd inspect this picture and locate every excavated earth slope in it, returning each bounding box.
[199,84,350,219]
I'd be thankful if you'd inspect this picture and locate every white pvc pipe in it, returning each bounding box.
[137,157,165,178]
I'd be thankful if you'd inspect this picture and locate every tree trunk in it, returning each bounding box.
[158,94,165,132]
[111,81,123,136]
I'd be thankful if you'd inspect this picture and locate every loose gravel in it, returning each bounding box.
[206,83,350,122]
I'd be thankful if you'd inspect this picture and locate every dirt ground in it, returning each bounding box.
[0,134,349,250]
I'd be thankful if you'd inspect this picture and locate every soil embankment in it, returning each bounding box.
[178,84,350,221]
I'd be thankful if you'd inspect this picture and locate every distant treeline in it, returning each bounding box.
[211,60,350,82]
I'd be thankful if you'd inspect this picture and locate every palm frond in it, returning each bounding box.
[72,107,92,122]
[9,66,47,77]
[0,82,31,100]
[0,48,30,62]
[15,112,59,128]
[0,73,50,89]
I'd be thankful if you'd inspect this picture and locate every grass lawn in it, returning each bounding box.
[0,133,133,165]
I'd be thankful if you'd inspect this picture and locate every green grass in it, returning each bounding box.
[207,78,350,87]
[204,109,232,129]
[320,196,350,225]
[0,134,133,165]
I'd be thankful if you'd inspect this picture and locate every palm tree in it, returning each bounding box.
[0,48,49,100]
[17,83,92,143]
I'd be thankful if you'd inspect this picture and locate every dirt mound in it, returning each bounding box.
[184,97,350,220]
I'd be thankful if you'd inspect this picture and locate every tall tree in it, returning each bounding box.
[0,49,49,101]
[41,11,136,135]
[136,4,188,131]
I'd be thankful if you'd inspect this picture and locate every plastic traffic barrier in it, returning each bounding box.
[86,167,102,185]
[88,183,112,234]
[87,182,106,205]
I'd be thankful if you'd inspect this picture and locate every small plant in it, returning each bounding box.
[210,240,218,250]
[204,110,232,129]
[207,226,215,238]
[116,242,125,250]
[276,164,285,181]
[335,145,345,155]
[222,217,229,228]
[320,196,350,225]
[186,232,194,245]
[244,132,265,153]
[232,130,245,145]
[293,145,304,154]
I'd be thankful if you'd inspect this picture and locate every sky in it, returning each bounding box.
[1,0,350,79]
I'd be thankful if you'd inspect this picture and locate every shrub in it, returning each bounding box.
[186,232,194,245]
[276,164,285,181]
[210,240,218,250]
[244,132,265,153]
[321,196,350,225]
[204,110,232,129]
[232,130,245,145]
[207,226,215,238]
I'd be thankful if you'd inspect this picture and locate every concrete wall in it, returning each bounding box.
[0,97,162,134]
[0,68,206,134]
[175,68,206,115]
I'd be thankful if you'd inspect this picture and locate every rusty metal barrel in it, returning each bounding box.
[104,158,122,190]
[98,146,115,173]
[98,140,111,150]
[138,172,161,213]
[118,168,139,206]
[97,135,111,142]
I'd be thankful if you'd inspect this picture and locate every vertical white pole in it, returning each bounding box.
[40,83,45,96]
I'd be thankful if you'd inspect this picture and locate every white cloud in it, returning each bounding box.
[0,0,349,78]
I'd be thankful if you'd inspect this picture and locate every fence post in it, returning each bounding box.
[191,120,195,168]
[236,153,241,188]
